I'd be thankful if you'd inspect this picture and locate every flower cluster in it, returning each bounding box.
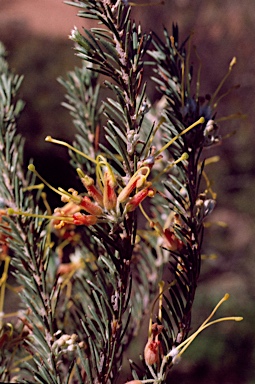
[19,159,155,231]
[54,163,155,229]
[7,117,208,233]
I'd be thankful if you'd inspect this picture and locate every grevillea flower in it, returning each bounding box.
[163,228,183,251]
[8,156,156,230]
[80,196,103,216]
[72,212,98,226]
[52,201,81,229]
[125,185,155,213]
[11,118,205,231]
[80,174,104,206]
[144,323,163,366]
[149,216,183,254]
[9,118,205,231]
[117,166,149,204]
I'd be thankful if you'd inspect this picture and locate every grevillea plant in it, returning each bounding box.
[0,1,242,383]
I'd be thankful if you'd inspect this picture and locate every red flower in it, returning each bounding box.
[125,185,155,213]
[72,212,98,226]
[144,323,163,365]
[163,228,183,251]
[117,167,149,204]
[80,196,103,215]
[80,174,104,207]
[103,170,117,211]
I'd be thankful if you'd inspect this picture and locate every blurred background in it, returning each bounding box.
[0,0,254,383]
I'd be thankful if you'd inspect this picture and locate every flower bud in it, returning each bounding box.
[103,170,117,211]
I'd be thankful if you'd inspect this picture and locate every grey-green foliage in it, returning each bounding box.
[0,1,236,383]
[58,64,103,173]
[0,23,159,384]
[0,42,71,384]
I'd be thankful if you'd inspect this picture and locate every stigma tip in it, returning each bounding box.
[28,164,36,172]
[229,57,237,69]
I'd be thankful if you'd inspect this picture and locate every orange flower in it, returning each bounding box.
[14,161,156,230]
[52,201,98,229]
[52,202,80,229]
[125,185,155,213]
[117,167,149,204]
[73,212,98,226]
